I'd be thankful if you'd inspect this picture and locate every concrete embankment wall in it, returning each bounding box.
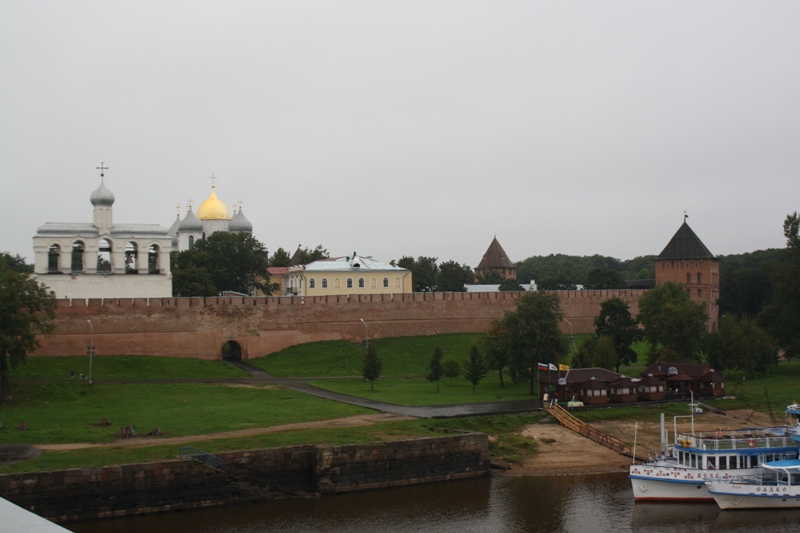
[33,289,643,359]
[0,434,490,523]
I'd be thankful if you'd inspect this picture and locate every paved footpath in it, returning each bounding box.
[228,361,541,418]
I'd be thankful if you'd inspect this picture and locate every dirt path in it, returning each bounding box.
[35,413,415,451]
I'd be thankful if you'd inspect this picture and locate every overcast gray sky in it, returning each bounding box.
[3,1,799,268]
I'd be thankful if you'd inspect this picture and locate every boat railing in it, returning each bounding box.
[676,434,797,451]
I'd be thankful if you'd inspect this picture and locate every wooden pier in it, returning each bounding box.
[546,403,646,461]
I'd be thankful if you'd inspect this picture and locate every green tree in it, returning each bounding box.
[570,336,616,370]
[437,260,470,292]
[481,322,509,387]
[474,270,505,284]
[585,267,627,290]
[1,252,33,274]
[537,272,577,291]
[426,346,444,392]
[0,264,57,403]
[718,249,782,318]
[592,336,617,371]
[502,292,567,394]
[637,281,709,363]
[498,278,524,291]
[269,247,292,267]
[170,249,218,297]
[760,212,800,360]
[398,256,439,292]
[362,344,383,391]
[571,339,593,369]
[594,297,641,371]
[462,345,487,394]
[442,357,461,385]
[171,232,278,296]
[706,315,777,375]
[296,245,330,265]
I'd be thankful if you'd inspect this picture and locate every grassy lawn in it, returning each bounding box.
[9,356,248,380]
[250,334,483,377]
[252,332,587,378]
[308,376,539,406]
[0,382,370,445]
[0,414,543,473]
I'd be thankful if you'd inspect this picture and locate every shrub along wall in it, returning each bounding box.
[0,434,490,523]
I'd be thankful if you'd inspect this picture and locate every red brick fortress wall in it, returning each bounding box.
[33,290,644,360]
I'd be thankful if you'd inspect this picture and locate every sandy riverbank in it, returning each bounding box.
[508,408,777,476]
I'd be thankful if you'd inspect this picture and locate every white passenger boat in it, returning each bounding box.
[629,403,800,502]
[706,459,800,509]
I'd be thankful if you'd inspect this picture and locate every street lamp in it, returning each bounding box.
[86,319,94,385]
[360,318,369,351]
[563,318,577,355]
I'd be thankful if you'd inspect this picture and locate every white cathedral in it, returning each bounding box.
[32,167,252,299]
[167,177,253,251]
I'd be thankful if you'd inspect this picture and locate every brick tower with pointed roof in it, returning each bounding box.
[474,236,516,281]
[655,219,719,330]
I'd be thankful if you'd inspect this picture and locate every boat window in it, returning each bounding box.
[719,456,727,470]
[707,456,716,470]
[749,456,758,468]
[691,454,697,468]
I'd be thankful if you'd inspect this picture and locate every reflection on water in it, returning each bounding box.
[68,472,800,533]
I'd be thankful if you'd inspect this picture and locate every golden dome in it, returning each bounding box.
[196,187,231,220]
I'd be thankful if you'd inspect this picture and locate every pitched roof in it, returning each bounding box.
[289,246,304,266]
[294,254,406,273]
[539,367,623,385]
[641,362,718,379]
[476,237,514,270]
[658,222,714,260]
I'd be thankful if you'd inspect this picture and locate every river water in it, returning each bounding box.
[69,473,800,533]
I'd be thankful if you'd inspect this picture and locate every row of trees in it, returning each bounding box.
[515,254,655,290]
[395,256,474,292]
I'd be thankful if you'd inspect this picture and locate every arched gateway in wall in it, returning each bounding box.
[221,341,242,361]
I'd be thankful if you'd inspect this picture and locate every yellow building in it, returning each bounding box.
[284,253,412,297]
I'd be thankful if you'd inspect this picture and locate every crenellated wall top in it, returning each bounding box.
[54,289,647,310]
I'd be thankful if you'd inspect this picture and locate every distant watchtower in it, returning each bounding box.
[474,236,516,281]
[655,220,719,331]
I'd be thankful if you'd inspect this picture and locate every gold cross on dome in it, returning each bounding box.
[210,174,217,188]
[187,198,194,210]
[175,204,181,216]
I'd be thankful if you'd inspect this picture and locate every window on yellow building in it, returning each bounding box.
[347,278,353,288]
[371,277,377,288]
[358,278,365,288]
[335,278,341,288]
[309,278,315,289]
[383,278,389,288]
[322,278,328,288]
